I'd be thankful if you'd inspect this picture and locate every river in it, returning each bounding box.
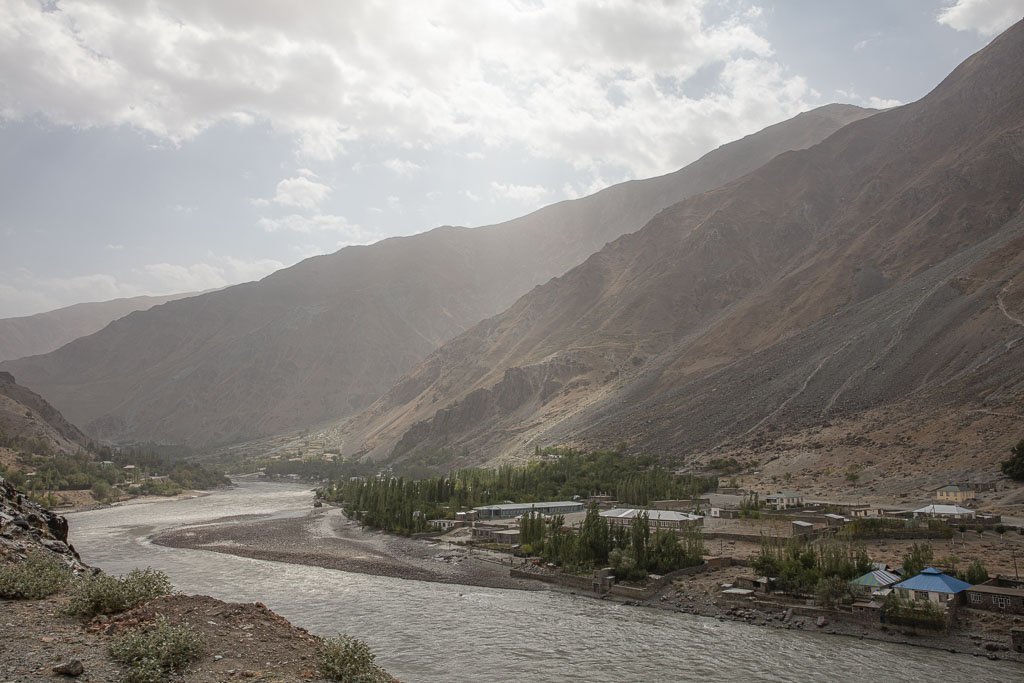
[66,480,1022,682]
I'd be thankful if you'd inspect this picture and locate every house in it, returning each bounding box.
[823,513,848,527]
[429,519,463,531]
[934,485,976,505]
[892,567,971,607]
[599,508,703,532]
[911,504,975,520]
[963,577,1024,615]
[849,569,902,596]
[470,525,520,545]
[765,492,803,510]
[473,501,584,520]
[709,507,740,519]
[791,520,814,536]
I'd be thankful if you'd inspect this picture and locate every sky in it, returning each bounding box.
[0,0,1021,318]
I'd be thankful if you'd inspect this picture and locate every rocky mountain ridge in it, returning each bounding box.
[338,19,1024,480]
[0,372,92,456]
[0,292,200,363]
[0,105,871,447]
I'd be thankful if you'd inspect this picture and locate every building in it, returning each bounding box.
[470,524,520,545]
[765,492,804,510]
[892,567,971,607]
[429,519,463,531]
[963,578,1024,615]
[791,520,814,536]
[823,513,848,527]
[849,569,902,596]
[472,501,584,520]
[934,485,977,505]
[911,504,975,520]
[599,508,703,532]
[709,507,740,519]
[652,498,710,514]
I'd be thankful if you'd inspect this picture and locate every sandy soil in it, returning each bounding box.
[152,506,542,591]
[0,593,396,682]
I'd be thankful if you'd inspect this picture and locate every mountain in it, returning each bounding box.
[341,19,1024,482]
[0,372,91,456]
[0,105,870,447]
[0,293,200,363]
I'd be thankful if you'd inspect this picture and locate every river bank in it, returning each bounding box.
[152,504,542,591]
[150,500,1024,665]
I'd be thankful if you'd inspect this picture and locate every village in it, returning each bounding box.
[421,480,1024,660]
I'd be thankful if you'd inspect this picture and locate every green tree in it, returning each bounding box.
[902,543,934,577]
[1001,439,1024,481]
[576,503,610,567]
[965,558,989,585]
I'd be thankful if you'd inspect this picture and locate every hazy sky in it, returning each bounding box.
[0,0,1020,317]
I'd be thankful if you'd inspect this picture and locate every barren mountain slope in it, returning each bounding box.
[345,20,1024,474]
[0,372,91,455]
[0,293,201,363]
[0,105,869,447]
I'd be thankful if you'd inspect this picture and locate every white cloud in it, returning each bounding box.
[106,243,125,250]
[257,213,378,245]
[489,181,549,204]
[266,176,332,211]
[462,190,481,202]
[864,96,902,109]
[834,89,902,110]
[938,0,1024,35]
[383,158,423,176]
[0,1,816,177]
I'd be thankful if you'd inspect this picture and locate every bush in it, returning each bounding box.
[319,634,389,682]
[109,616,205,682]
[815,575,851,608]
[0,551,71,599]
[67,568,172,617]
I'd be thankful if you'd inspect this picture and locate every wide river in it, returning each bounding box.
[67,480,1022,682]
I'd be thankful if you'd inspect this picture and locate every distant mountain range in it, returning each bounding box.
[336,19,1024,477]
[0,104,870,447]
[0,293,199,363]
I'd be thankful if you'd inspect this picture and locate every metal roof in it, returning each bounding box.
[912,504,974,515]
[473,501,582,511]
[894,567,971,594]
[965,584,1024,598]
[600,508,702,522]
[850,570,902,587]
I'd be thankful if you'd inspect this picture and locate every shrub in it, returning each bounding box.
[67,568,172,617]
[0,551,71,599]
[815,575,851,608]
[109,616,204,683]
[319,634,389,682]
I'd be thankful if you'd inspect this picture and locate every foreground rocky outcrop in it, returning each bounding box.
[0,475,85,569]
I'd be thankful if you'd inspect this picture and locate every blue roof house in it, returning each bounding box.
[893,567,971,607]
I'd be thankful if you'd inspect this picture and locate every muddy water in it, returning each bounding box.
[67,481,1022,683]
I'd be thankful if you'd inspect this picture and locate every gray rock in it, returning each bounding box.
[53,659,84,677]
